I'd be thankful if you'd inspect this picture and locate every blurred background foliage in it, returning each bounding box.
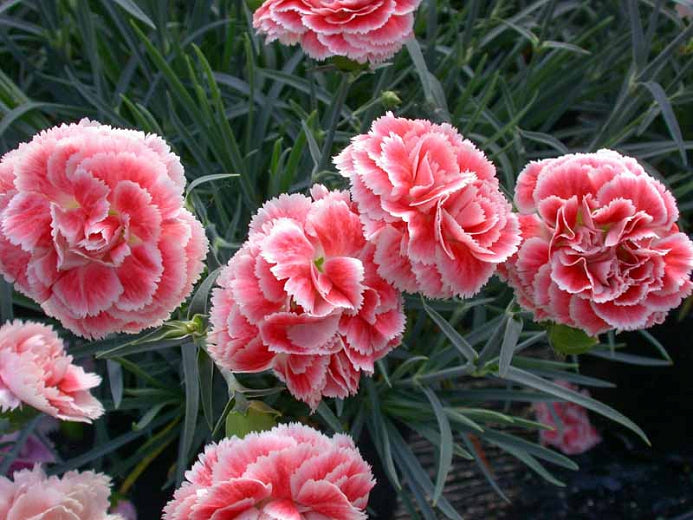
[0,0,692,518]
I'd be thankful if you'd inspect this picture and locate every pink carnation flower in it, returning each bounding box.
[0,432,55,476]
[335,113,521,298]
[209,185,405,409]
[0,120,208,339]
[0,320,103,422]
[0,466,123,519]
[163,423,375,520]
[534,381,602,455]
[253,0,422,64]
[501,150,693,335]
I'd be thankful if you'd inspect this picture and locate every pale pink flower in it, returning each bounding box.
[335,113,521,298]
[209,186,404,409]
[0,320,103,422]
[0,432,55,476]
[253,0,422,64]
[0,120,209,339]
[501,150,693,335]
[163,423,375,520]
[0,466,123,519]
[534,381,602,455]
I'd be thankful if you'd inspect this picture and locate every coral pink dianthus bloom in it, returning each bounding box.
[163,423,374,520]
[209,185,405,409]
[534,381,602,455]
[253,0,422,64]
[500,150,693,336]
[0,320,103,422]
[0,466,123,519]
[0,120,208,339]
[335,113,520,298]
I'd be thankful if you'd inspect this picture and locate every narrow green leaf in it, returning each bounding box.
[51,410,177,473]
[185,173,239,197]
[587,348,672,366]
[637,329,672,362]
[111,0,156,29]
[503,366,649,444]
[301,119,322,169]
[365,380,400,490]
[387,421,462,520]
[640,81,687,165]
[541,40,591,56]
[177,342,200,485]
[0,280,13,323]
[461,434,510,502]
[187,268,220,319]
[405,39,450,120]
[445,408,485,433]
[422,387,453,506]
[501,444,566,487]
[107,360,124,410]
[422,298,478,363]
[316,402,343,433]
[133,402,171,430]
[198,348,215,431]
[499,316,523,377]
[481,429,578,470]
[625,0,646,69]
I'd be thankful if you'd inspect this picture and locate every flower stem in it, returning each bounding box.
[316,73,352,176]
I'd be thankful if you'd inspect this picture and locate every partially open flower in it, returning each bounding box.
[0,466,123,519]
[335,113,520,298]
[163,423,374,520]
[0,120,208,339]
[501,150,693,335]
[208,186,404,409]
[0,320,103,422]
[253,0,422,64]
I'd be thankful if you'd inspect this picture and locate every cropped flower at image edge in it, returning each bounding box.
[0,120,209,340]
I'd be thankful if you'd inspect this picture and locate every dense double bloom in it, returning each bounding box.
[501,150,693,335]
[336,113,520,298]
[253,0,421,64]
[0,466,122,519]
[163,423,374,520]
[0,121,208,339]
[209,185,404,409]
[534,381,602,455]
[0,320,103,422]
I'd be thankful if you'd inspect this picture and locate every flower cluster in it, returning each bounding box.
[534,381,602,455]
[209,185,405,409]
[0,466,123,520]
[0,120,208,340]
[253,0,422,64]
[163,423,374,520]
[336,113,520,298]
[0,320,103,422]
[501,150,693,335]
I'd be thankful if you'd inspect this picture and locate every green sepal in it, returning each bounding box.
[225,400,280,439]
[548,323,599,355]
